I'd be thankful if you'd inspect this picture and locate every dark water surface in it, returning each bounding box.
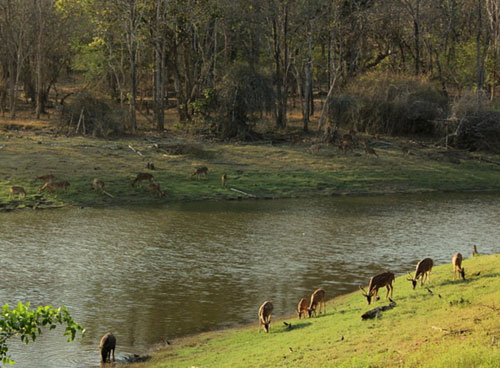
[1,193,500,367]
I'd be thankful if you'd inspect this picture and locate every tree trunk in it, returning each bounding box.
[35,0,43,120]
[153,0,165,132]
[303,24,312,133]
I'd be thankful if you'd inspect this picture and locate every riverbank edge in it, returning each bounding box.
[127,253,500,368]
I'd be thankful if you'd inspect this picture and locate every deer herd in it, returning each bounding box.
[259,252,469,333]
[6,165,227,203]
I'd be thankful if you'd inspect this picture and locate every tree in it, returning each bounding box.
[0,302,84,364]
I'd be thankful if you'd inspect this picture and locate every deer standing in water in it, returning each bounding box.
[360,271,395,305]
[9,186,26,199]
[407,258,434,289]
[297,298,308,319]
[452,253,465,280]
[307,288,326,317]
[258,301,273,333]
[99,332,116,363]
[132,173,153,186]
[191,166,208,179]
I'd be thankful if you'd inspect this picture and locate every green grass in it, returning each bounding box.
[130,254,500,368]
[1,130,500,211]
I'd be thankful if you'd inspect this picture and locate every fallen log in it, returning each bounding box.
[361,299,396,320]
[230,187,256,198]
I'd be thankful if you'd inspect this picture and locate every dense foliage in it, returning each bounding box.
[0,302,84,364]
[0,0,498,140]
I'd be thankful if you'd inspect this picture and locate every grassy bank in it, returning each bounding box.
[130,254,500,368]
[1,127,500,211]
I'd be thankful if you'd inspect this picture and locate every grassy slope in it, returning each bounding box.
[131,254,500,368]
[1,129,500,211]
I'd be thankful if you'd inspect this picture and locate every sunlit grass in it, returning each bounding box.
[130,254,500,368]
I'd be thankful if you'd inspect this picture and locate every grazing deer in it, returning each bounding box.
[452,252,465,280]
[307,288,326,317]
[339,140,352,154]
[91,178,105,190]
[132,173,153,187]
[37,174,55,182]
[297,298,308,319]
[99,332,116,363]
[221,173,227,187]
[258,301,273,333]
[407,258,434,289]
[360,271,395,305]
[191,166,208,179]
[9,186,26,199]
[364,146,378,158]
[472,245,479,257]
[40,181,70,193]
[148,183,165,197]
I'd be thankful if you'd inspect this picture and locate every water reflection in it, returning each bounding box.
[0,192,499,367]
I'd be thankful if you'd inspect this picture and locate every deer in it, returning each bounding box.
[297,298,308,319]
[307,288,326,317]
[407,258,434,289]
[452,252,465,280]
[132,173,153,187]
[9,186,26,199]
[40,181,70,193]
[471,245,479,257]
[339,140,352,154]
[99,332,116,363]
[191,166,208,179]
[148,183,165,197]
[360,271,395,305]
[37,174,55,182]
[221,173,227,187]
[364,146,378,158]
[258,301,273,333]
[91,178,105,191]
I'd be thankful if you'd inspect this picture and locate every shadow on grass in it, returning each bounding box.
[275,321,313,333]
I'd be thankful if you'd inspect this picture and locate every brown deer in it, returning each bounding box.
[407,258,434,289]
[9,186,26,199]
[339,140,352,154]
[297,298,308,319]
[360,271,395,305]
[452,252,465,280]
[40,181,70,193]
[364,146,378,158]
[37,174,55,182]
[191,166,208,179]
[132,173,153,187]
[221,173,227,187]
[471,245,479,257]
[148,183,165,197]
[91,178,105,190]
[258,301,273,333]
[99,332,116,363]
[307,288,326,317]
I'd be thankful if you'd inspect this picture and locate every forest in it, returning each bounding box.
[0,0,499,150]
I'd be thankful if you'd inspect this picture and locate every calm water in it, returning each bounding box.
[1,193,500,367]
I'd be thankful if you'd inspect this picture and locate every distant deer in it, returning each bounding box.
[9,186,26,199]
[360,271,395,305]
[364,146,378,158]
[307,288,326,317]
[339,140,352,154]
[401,146,410,156]
[148,183,165,197]
[407,258,434,289]
[99,332,116,363]
[40,181,70,193]
[221,173,227,187]
[258,301,273,333]
[452,252,465,280]
[132,173,153,187]
[297,298,308,319]
[91,178,105,190]
[471,245,479,257]
[191,166,208,179]
[37,174,55,182]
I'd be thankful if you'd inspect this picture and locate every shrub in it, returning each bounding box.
[57,91,125,137]
[327,72,446,136]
